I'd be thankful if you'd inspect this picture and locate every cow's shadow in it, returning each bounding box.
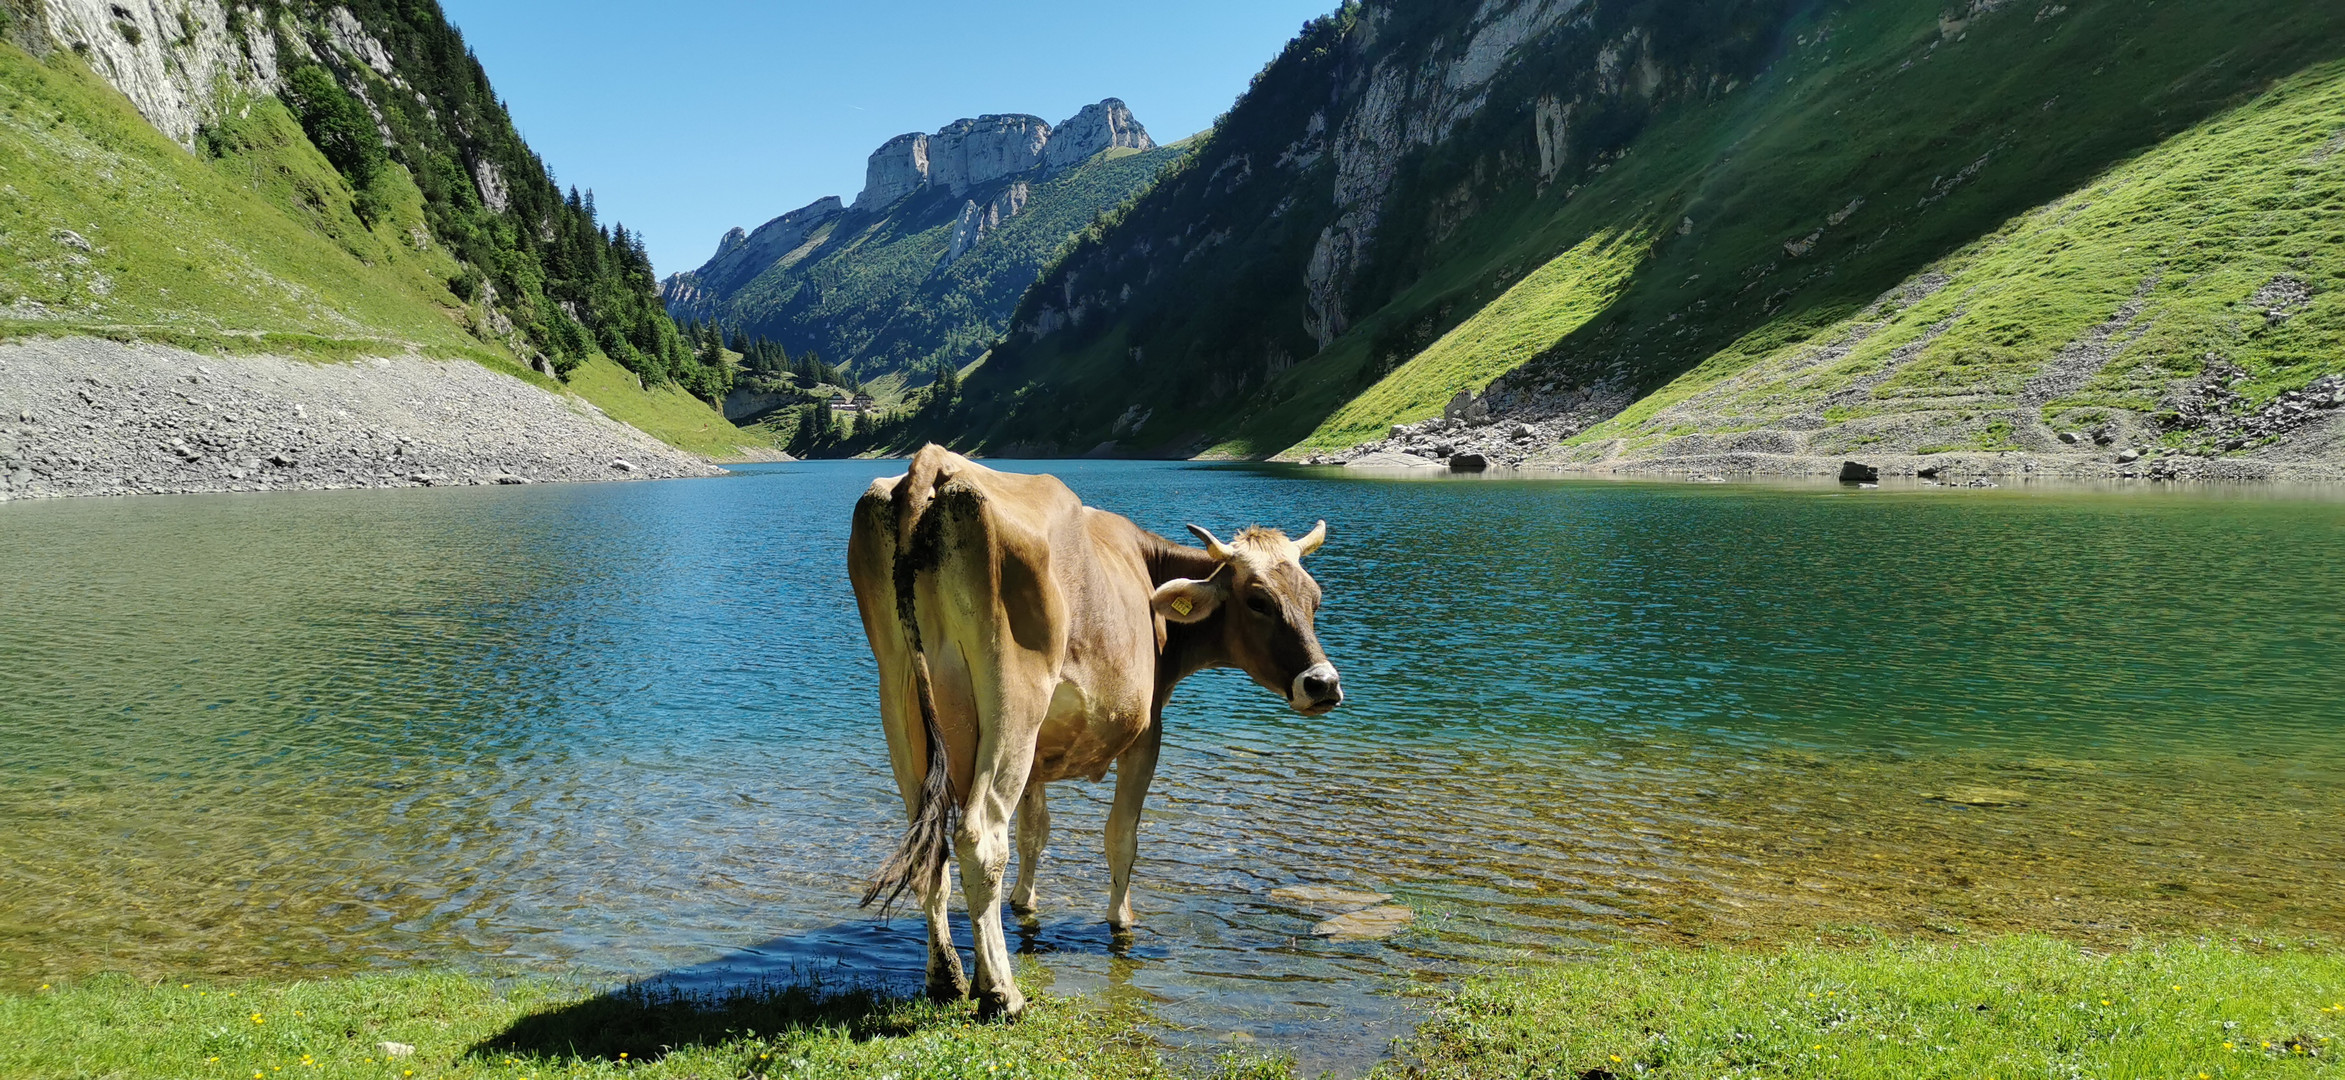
[467,911,1165,1064]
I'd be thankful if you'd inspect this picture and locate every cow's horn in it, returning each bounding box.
[1186,523,1235,561]
[1295,520,1327,556]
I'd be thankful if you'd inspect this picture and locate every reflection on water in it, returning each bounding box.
[3,465,2342,1071]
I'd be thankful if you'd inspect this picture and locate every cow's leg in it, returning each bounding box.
[1011,780,1049,914]
[920,854,967,1000]
[954,732,1035,1020]
[1105,721,1163,931]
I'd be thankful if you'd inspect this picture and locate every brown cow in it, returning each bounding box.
[846,445,1342,1018]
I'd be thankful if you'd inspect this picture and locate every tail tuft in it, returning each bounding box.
[861,445,957,917]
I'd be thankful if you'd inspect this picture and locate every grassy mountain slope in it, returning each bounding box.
[1561,58,2345,466]
[0,2,759,455]
[668,142,1185,384]
[950,0,2345,466]
[0,44,490,361]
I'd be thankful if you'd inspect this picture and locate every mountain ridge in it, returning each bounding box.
[658,98,1182,410]
[922,0,2345,481]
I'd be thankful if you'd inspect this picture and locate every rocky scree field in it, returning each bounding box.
[0,339,717,501]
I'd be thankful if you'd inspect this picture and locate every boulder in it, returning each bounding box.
[1838,460,1879,482]
[1449,452,1489,472]
[1344,451,1445,469]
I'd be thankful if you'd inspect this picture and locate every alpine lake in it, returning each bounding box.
[3,461,2340,1072]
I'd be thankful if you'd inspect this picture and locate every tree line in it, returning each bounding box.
[253,1,728,399]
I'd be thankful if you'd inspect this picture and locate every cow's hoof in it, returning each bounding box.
[927,971,970,1003]
[975,989,1028,1022]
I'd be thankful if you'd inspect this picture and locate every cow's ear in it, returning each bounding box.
[1151,577,1225,623]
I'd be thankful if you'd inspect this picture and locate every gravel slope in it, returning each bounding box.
[0,338,723,501]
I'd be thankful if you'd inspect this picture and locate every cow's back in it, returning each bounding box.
[850,447,1160,796]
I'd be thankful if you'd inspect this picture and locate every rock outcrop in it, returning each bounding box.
[31,0,283,148]
[662,196,844,301]
[855,132,932,211]
[927,113,1052,194]
[1044,98,1154,170]
[941,182,1031,269]
[848,99,1154,211]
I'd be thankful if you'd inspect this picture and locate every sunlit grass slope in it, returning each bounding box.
[0,44,751,453]
[0,44,487,360]
[1287,228,1647,454]
[1571,59,2345,459]
[565,355,771,458]
[968,0,2345,460]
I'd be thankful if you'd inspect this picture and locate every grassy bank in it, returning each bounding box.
[5,938,2337,1079]
[1390,936,2343,1080]
[0,969,1167,1080]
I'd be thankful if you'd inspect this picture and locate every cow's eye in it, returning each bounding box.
[1246,594,1274,616]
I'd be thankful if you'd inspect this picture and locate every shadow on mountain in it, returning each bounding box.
[466,911,1163,1063]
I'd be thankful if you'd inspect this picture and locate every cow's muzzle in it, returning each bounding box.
[1289,663,1343,715]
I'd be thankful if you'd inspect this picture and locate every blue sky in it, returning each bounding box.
[436,0,1338,277]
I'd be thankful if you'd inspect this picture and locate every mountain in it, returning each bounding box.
[939,0,2345,479]
[0,0,758,460]
[659,99,1183,413]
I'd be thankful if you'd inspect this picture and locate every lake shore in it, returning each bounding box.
[8,936,2336,1079]
[0,337,724,501]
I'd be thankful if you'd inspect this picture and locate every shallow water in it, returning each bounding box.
[3,463,2341,1070]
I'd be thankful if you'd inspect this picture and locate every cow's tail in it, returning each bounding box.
[861,445,957,916]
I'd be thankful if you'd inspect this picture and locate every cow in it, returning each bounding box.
[846,445,1343,1019]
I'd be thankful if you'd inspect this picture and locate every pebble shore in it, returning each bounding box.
[0,338,724,501]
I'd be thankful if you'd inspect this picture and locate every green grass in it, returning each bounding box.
[1291,227,1647,453]
[1573,57,2345,456]
[1387,936,2345,1080]
[0,44,483,360]
[0,970,1172,1080]
[563,355,768,459]
[0,43,749,457]
[6,939,2337,1078]
[962,0,2345,460]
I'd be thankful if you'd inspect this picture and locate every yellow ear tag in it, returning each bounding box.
[1170,597,1194,617]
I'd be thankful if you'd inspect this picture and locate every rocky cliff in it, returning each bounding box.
[933,0,2345,480]
[660,98,1178,390]
[851,100,1155,211]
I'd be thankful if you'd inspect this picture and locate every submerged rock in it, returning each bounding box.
[1312,904,1416,941]
[1344,451,1445,469]
[1924,786,2031,808]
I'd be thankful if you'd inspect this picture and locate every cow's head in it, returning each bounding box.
[1151,522,1342,715]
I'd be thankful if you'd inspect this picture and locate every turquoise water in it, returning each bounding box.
[3,463,2341,1067]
